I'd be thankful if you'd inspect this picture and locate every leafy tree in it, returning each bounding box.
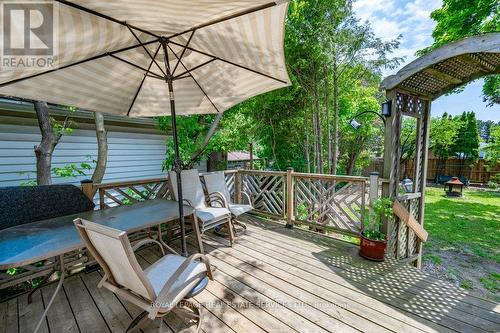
[452,112,481,175]
[477,120,497,141]
[157,0,400,175]
[430,113,460,175]
[484,125,500,166]
[418,0,499,106]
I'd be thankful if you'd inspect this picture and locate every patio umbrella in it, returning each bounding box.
[0,0,291,255]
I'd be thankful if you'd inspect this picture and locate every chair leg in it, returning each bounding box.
[232,217,247,234]
[173,300,203,333]
[126,311,149,333]
[227,217,235,246]
[190,214,204,254]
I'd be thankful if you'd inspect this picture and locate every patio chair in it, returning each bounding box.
[168,169,234,247]
[74,218,212,333]
[202,171,253,234]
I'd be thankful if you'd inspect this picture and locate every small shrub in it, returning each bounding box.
[486,181,499,189]
[362,197,393,241]
[491,174,500,183]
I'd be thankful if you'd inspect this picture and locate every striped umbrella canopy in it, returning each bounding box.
[0,0,291,255]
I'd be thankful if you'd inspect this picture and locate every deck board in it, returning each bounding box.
[2,216,499,333]
[235,220,500,326]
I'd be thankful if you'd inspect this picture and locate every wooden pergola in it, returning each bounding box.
[380,32,500,267]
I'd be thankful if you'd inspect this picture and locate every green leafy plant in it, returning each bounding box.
[362,197,393,241]
[52,155,95,178]
[486,181,499,190]
[52,163,92,178]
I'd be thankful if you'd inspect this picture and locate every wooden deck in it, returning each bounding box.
[1,215,499,333]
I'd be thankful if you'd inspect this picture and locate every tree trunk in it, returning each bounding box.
[324,64,331,174]
[312,106,318,173]
[91,112,107,187]
[187,112,223,168]
[314,76,323,174]
[331,59,339,175]
[34,101,58,185]
[305,128,310,173]
[346,154,355,175]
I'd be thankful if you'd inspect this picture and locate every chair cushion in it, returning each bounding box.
[229,204,253,217]
[0,184,95,230]
[184,276,209,299]
[195,207,231,222]
[144,254,207,298]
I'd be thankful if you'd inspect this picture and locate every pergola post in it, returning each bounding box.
[416,100,431,268]
[382,89,432,267]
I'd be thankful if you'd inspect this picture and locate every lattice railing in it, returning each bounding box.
[95,171,238,209]
[293,173,367,235]
[1,169,383,296]
[96,178,171,209]
[239,170,286,217]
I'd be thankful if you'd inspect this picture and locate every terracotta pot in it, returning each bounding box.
[359,234,387,261]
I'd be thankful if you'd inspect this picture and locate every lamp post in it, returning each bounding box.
[349,101,392,130]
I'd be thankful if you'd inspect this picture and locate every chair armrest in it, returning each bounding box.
[183,198,194,207]
[240,191,253,206]
[207,191,228,208]
[148,253,212,319]
[132,239,165,256]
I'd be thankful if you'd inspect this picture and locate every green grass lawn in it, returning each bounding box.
[423,187,500,301]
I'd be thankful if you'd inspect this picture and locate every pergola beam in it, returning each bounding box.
[423,68,462,84]
[459,54,496,72]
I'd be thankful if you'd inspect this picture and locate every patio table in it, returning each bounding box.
[0,198,195,332]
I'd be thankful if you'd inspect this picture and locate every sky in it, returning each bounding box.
[353,0,500,122]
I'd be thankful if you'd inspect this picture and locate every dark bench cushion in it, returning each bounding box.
[436,175,469,186]
[0,185,95,230]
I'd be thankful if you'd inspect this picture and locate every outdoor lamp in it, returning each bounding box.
[381,100,392,117]
[349,119,362,130]
[349,110,386,130]
[349,101,392,130]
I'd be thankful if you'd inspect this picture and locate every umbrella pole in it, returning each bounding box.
[162,39,188,257]
[168,79,188,257]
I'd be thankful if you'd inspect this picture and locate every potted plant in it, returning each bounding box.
[359,197,393,261]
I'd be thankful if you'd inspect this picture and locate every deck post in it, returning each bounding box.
[286,167,294,228]
[235,170,242,204]
[369,172,379,206]
[80,179,94,201]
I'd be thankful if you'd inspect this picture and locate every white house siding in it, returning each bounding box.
[0,123,169,187]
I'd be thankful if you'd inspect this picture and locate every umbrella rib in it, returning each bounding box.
[55,0,159,38]
[127,26,166,76]
[126,43,163,117]
[109,54,163,79]
[167,1,284,40]
[0,39,159,88]
[168,40,288,84]
[173,74,191,81]
[172,30,196,76]
[173,58,216,79]
[167,45,220,113]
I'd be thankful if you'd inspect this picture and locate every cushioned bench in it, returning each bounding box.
[0,184,95,230]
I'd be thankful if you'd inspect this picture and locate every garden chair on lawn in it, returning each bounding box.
[74,218,212,333]
[168,169,234,248]
[203,171,253,234]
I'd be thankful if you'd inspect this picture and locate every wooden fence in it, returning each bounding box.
[363,157,500,183]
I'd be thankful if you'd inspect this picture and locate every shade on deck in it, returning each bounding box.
[4,216,499,333]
